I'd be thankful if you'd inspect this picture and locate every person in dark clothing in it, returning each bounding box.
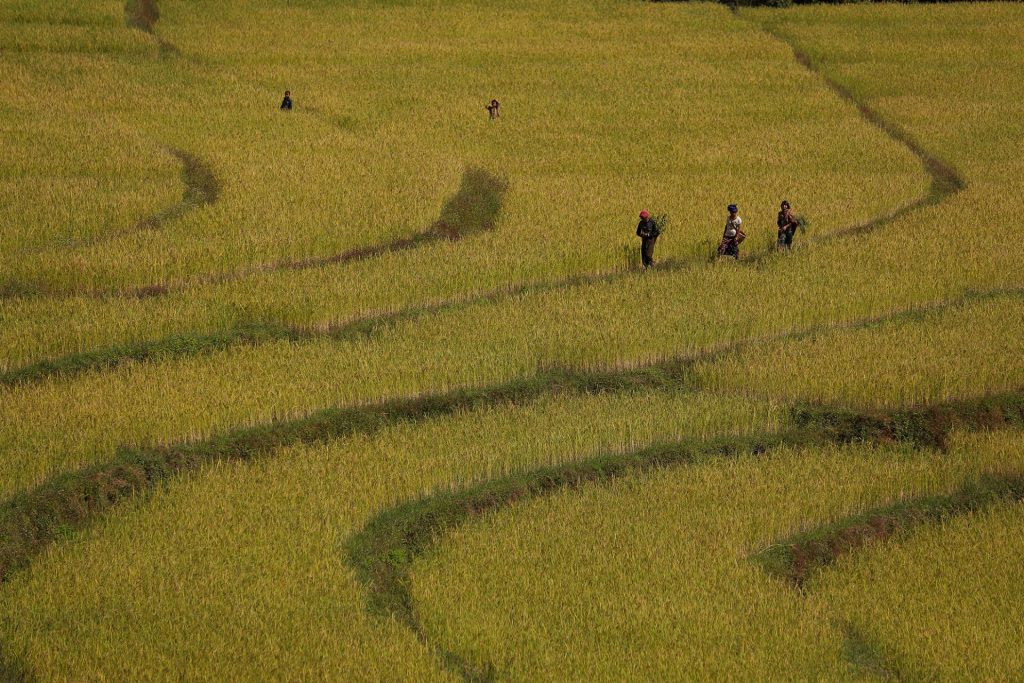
[280,90,293,111]
[777,200,799,249]
[718,204,743,259]
[485,99,500,120]
[636,209,658,268]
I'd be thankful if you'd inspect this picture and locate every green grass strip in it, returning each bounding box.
[751,471,1024,589]
[0,363,693,584]
[343,389,1024,681]
[792,389,1024,451]
[839,621,901,681]
[6,285,1022,393]
[345,431,807,681]
[0,322,300,387]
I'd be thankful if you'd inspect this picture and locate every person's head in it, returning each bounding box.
[285,90,291,97]
[491,99,499,107]
[639,209,650,220]
[728,204,738,215]
[781,200,790,210]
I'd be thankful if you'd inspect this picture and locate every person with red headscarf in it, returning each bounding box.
[636,209,659,268]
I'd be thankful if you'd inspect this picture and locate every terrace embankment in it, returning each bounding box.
[128,167,509,298]
[0,148,218,298]
[5,293,1023,584]
[344,391,1024,681]
[743,16,965,246]
[751,472,1024,589]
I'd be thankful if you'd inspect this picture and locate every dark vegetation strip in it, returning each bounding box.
[0,363,694,585]
[0,149,218,298]
[82,149,217,249]
[343,390,1024,682]
[124,0,177,55]
[761,23,965,214]
[5,284,1022,390]
[0,167,505,303]
[751,471,1024,589]
[791,383,1024,451]
[347,431,805,682]
[127,167,509,298]
[5,302,1022,586]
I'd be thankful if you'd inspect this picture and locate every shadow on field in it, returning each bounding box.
[272,167,508,273]
[126,166,509,298]
[125,0,178,55]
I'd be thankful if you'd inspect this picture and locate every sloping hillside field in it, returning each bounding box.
[1,0,1022,680]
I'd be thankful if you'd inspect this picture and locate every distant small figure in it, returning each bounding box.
[718,204,744,259]
[281,90,293,111]
[636,209,659,268]
[777,200,799,249]
[485,99,500,120]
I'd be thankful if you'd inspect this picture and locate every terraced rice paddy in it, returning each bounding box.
[0,0,1022,680]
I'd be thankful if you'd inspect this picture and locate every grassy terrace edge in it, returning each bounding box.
[5,319,1022,587]
[4,285,1020,389]
[345,431,805,682]
[343,390,1024,681]
[750,471,1024,589]
[0,363,693,584]
[0,4,966,383]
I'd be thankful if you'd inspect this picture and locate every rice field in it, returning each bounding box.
[0,0,1022,680]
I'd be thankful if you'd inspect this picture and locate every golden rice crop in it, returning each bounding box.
[695,296,1024,409]
[813,433,1024,680]
[0,390,779,681]
[0,0,925,364]
[410,430,1024,680]
[0,1,1022,681]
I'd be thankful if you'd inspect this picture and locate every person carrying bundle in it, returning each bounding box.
[777,200,799,249]
[280,90,293,111]
[636,209,660,268]
[486,99,501,120]
[718,204,744,259]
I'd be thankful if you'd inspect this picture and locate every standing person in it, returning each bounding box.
[485,99,500,120]
[636,209,659,268]
[777,200,799,249]
[280,90,293,111]
[718,204,743,259]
